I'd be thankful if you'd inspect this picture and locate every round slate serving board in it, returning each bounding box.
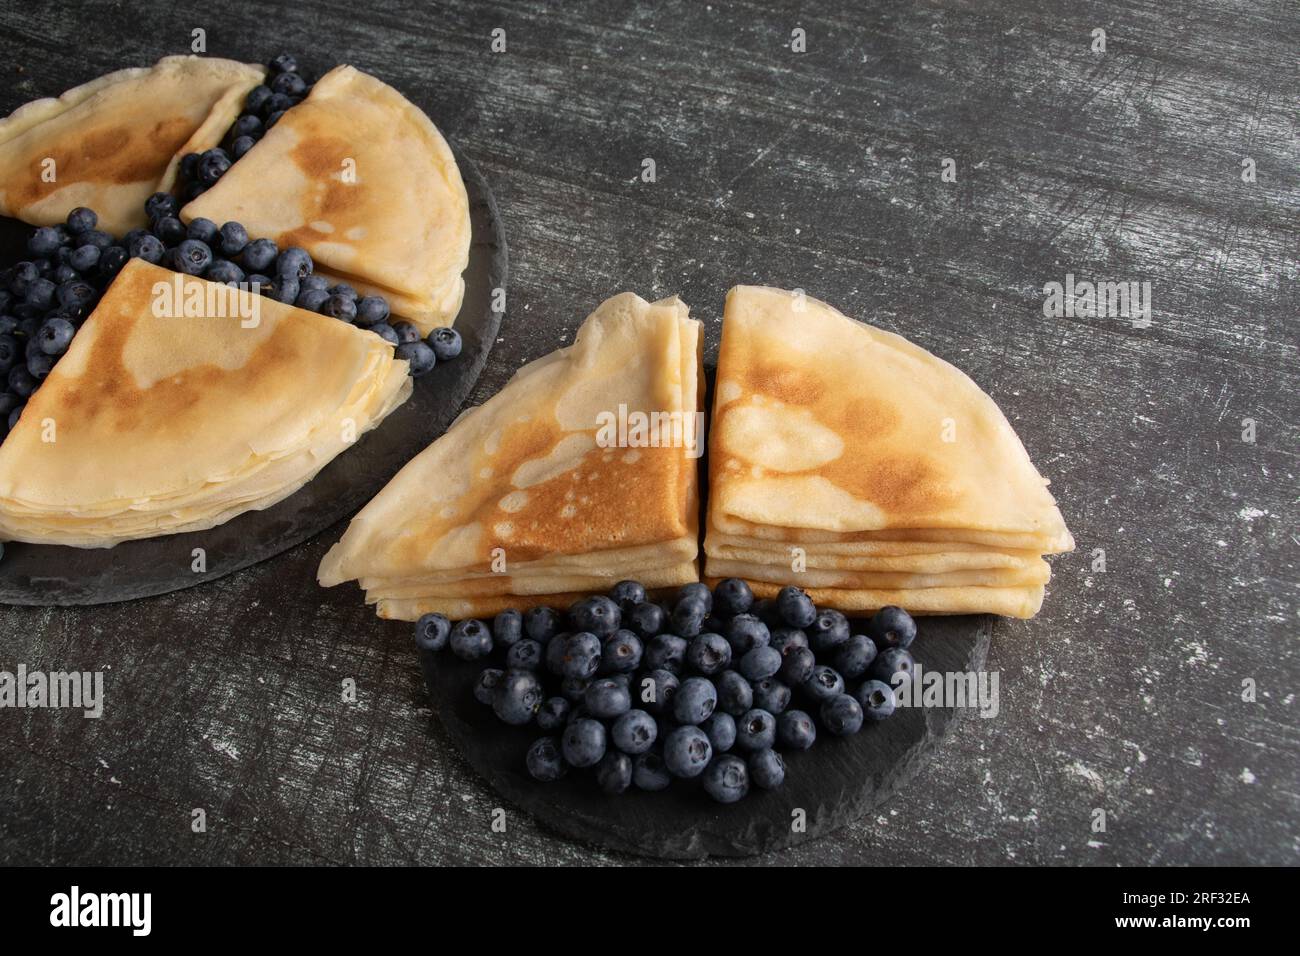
[422,615,990,860]
[0,149,506,606]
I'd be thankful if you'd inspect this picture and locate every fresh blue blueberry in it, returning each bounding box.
[390,320,421,344]
[491,608,522,647]
[776,586,817,628]
[595,751,633,795]
[428,326,462,361]
[633,751,671,791]
[779,645,817,688]
[870,605,917,649]
[414,612,450,651]
[769,627,809,656]
[600,629,642,674]
[397,341,436,376]
[703,754,749,803]
[27,352,54,380]
[739,645,782,682]
[715,669,753,716]
[129,233,165,264]
[81,229,113,250]
[524,606,560,643]
[672,676,718,725]
[569,595,621,637]
[57,279,96,312]
[645,633,687,673]
[525,737,567,782]
[24,278,57,310]
[834,634,878,679]
[561,717,606,768]
[559,631,601,679]
[493,669,544,725]
[152,215,186,245]
[534,696,570,731]
[275,246,312,279]
[205,259,245,284]
[327,283,357,299]
[664,725,712,778]
[777,709,817,750]
[804,664,845,703]
[367,321,398,343]
[65,207,97,235]
[751,677,791,715]
[608,579,646,610]
[725,614,770,656]
[231,113,263,140]
[187,218,219,244]
[506,638,542,671]
[820,693,864,736]
[267,275,298,304]
[473,667,504,706]
[611,709,657,755]
[269,53,298,74]
[869,647,916,686]
[28,227,62,258]
[197,148,231,184]
[354,295,389,326]
[809,608,850,654]
[67,244,100,273]
[231,135,257,160]
[584,677,632,719]
[245,274,272,295]
[561,678,591,703]
[748,749,786,790]
[271,70,307,96]
[36,318,75,357]
[670,595,708,639]
[175,239,213,276]
[685,632,731,675]
[701,711,736,753]
[735,709,776,751]
[7,403,24,431]
[639,668,679,716]
[244,85,273,115]
[241,238,278,273]
[218,221,249,257]
[144,192,179,222]
[712,577,753,616]
[97,246,128,279]
[7,365,35,398]
[449,619,493,660]
[853,679,897,720]
[626,601,666,637]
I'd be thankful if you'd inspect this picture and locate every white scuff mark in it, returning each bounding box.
[1066,761,1105,792]
[1238,507,1267,521]
[1240,768,1257,784]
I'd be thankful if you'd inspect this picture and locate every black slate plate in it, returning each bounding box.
[0,149,506,605]
[422,615,990,859]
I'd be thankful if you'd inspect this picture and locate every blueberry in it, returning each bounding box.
[725,613,770,655]
[322,293,358,322]
[809,609,850,654]
[485,608,520,648]
[368,321,398,343]
[36,318,75,356]
[28,227,61,258]
[804,665,845,703]
[231,135,257,160]
[241,237,278,273]
[701,712,736,753]
[9,261,38,295]
[626,601,666,637]
[300,274,329,293]
[561,677,590,702]
[449,619,492,660]
[559,631,601,679]
[585,677,632,719]
[854,679,897,720]
[328,283,357,299]
[633,751,671,791]
[779,645,817,687]
[600,629,642,674]
[712,577,754,616]
[384,320,418,345]
[770,626,809,656]
[264,109,287,129]
[0,338,16,375]
[205,259,245,284]
[505,639,542,672]
[736,709,776,751]
[703,754,749,803]
[54,264,79,284]
[870,605,917,649]
[493,669,544,725]
[639,668,679,716]
[525,737,567,782]
[561,717,606,768]
[178,152,202,180]
[751,677,791,715]
[354,295,389,327]
[608,579,646,610]
[57,279,96,312]
[397,341,436,376]
[65,207,96,235]
[820,693,864,736]
[144,192,178,222]
[97,246,128,279]
[595,751,633,795]
[24,278,56,310]
[26,352,54,380]
[428,326,462,361]
[670,595,708,639]
[152,215,186,246]
[187,217,220,244]
[834,634,878,679]
[413,612,451,652]
[244,84,274,115]
[245,274,272,295]
[269,53,299,74]
[869,647,915,686]
[673,676,718,725]
[271,70,307,96]
[82,229,113,251]
[748,749,786,790]
[181,181,207,203]
[545,635,569,676]
[175,239,213,276]
[524,606,560,643]
[645,633,687,673]
[534,696,570,731]
[611,709,657,755]
[129,233,165,264]
[777,709,817,750]
[218,221,249,257]
[569,595,620,637]
[715,670,753,716]
[0,390,18,421]
[7,402,24,430]
[231,114,262,143]
[739,645,782,682]
[275,246,313,280]
[686,632,731,675]
[776,586,817,628]
[65,244,98,274]
[198,148,232,184]
[473,667,504,706]
[664,725,712,778]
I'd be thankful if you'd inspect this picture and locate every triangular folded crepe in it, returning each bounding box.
[319,292,704,620]
[702,286,1072,618]
[0,56,265,236]
[0,260,411,547]
[181,65,471,334]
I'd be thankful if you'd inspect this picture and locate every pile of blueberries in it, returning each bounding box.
[173,53,312,204]
[1,206,124,440]
[414,579,917,804]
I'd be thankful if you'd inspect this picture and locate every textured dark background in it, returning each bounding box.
[0,0,1296,865]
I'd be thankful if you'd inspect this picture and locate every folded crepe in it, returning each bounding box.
[0,56,265,236]
[319,292,704,621]
[181,65,471,335]
[0,259,411,547]
[703,285,1073,618]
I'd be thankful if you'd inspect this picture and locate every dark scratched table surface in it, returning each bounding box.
[0,0,1296,865]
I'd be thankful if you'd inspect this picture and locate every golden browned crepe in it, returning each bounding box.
[0,56,265,236]
[0,260,411,546]
[181,65,470,334]
[703,286,1073,618]
[319,292,704,620]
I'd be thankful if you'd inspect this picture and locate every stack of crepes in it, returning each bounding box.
[0,260,411,547]
[704,286,1074,619]
[319,292,704,620]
